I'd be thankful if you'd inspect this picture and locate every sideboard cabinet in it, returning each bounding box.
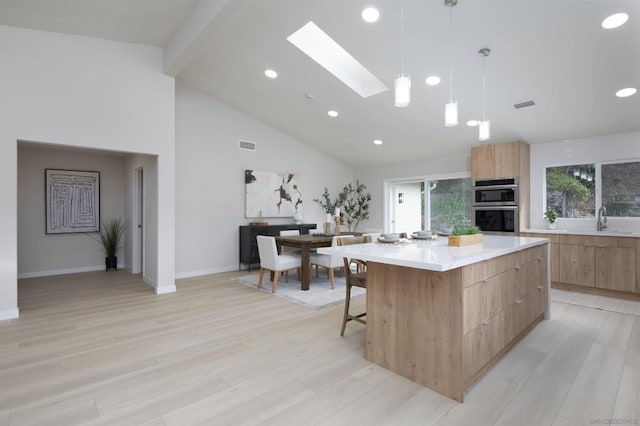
[239,224,317,269]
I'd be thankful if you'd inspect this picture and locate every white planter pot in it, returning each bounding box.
[547,222,556,230]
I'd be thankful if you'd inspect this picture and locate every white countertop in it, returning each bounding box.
[522,228,640,238]
[317,235,549,272]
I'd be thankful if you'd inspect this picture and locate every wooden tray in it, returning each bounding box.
[448,234,484,246]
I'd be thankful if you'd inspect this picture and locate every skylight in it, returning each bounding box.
[287,21,388,98]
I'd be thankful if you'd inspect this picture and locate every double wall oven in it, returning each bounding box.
[472,177,519,235]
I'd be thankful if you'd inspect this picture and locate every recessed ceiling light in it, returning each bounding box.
[362,7,380,23]
[328,110,339,117]
[425,76,441,86]
[602,13,629,29]
[264,69,278,79]
[373,139,383,145]
[287,21,388,98]
[616,87,637,97]
[466,120,479,127]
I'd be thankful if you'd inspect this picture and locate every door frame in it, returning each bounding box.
[131,167,144,274]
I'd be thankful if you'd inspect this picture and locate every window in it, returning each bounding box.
[602,161,640,217]
[546,165,595,218]
[429,178,471,231]
[387,176,470,233]
[546,160,640,219]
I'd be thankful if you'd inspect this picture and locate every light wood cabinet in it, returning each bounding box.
[521,232,640,296]
[471,144,495,179]
[471,141,530,229]
[367,243,549,402]
[461,244,547,383]
[637,239,640,293]
[595,246,636,293]
[557,243,595,286]
[471,141,529,180]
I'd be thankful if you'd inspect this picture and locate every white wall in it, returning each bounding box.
[175,82,355,278]
[0,25,176,319]
[355,153,471,232]
[530,131,640,231]
[17,145,127,277]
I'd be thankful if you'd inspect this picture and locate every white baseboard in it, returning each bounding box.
[141,275,176,295]
[175,265,239,280]
[0,308,20,321]
[18,263,125,279]
[155,285,176,295]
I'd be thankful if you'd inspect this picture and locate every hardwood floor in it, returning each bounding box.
[1,270,638,425]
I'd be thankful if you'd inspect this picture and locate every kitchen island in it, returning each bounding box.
[319,235,550,402]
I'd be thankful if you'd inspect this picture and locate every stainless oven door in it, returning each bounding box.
[472,206,519,235]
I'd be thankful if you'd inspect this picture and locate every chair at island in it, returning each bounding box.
[256,235,301,293]
[338,235,371,336]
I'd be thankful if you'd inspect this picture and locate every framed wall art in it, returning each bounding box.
[245,169,302,218]
[45,169,100,234]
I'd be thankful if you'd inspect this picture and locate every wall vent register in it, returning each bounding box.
[239,140,256,151]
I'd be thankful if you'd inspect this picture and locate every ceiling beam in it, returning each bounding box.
[163,0,252,77]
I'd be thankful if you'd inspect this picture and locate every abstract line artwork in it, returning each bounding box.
[45,169,100,234]
[245,170,302,218]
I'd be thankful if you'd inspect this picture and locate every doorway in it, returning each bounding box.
[132,167,144,274]
[388,181,424,233]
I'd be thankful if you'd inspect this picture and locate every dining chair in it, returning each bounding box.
[337,235,371,336]
[309,235,353,289]
[279,229,301,255]
[256,235,301,293]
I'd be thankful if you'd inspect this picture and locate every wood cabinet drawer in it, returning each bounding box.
[463,306,512,382]
[463,269,515,334]
[462,253,517,288]
[517,244,546,264]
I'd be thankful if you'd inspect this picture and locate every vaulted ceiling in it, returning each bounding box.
[2,0,639,167]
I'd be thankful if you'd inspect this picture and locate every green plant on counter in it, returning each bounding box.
[543,206,557,224]
[451,225,481,236]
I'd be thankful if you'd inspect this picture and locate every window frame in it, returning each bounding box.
[384,171,471,232]
[544,158,640,221]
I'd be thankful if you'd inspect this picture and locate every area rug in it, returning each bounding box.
[234,272,365,310]
[551,288,640,317]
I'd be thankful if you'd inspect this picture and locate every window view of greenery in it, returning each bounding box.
[429,178,471,231]
[546,165,595,218]
[602,161,640,217]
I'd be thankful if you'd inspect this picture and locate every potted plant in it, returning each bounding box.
[99,218,127,271]
[448,225,483,246]
[313,180,372,232]
[544,206,557,230]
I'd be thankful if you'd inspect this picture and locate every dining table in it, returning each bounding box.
[274,234,334,291]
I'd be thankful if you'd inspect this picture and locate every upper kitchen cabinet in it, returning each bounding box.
[472,141,530,180]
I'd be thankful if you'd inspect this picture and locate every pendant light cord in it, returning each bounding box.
[400,5,405,74]
[482,54,486,120]
[449,5,454,103]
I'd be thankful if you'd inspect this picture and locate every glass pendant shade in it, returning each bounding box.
[394,74,411,108]
[478,120,491,141]
[445,101,458,126]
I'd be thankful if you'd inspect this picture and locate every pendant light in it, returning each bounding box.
[395,5,410,107]
[478,48,491,141]
[444,0,458,126]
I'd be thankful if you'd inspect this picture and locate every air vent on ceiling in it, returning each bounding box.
[239,140,256,151]
[513,100,536,109]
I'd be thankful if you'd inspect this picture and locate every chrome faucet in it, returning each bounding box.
[597,206,607,231]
